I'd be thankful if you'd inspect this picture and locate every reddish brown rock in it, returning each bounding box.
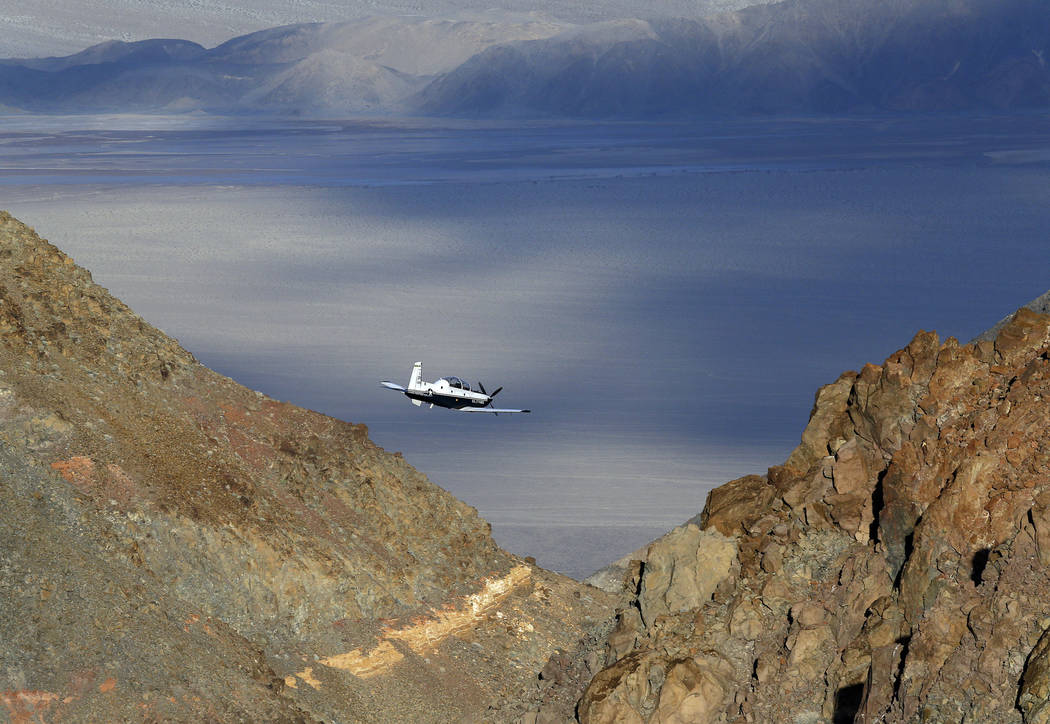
[543,302,1050,724]
[700,474,775,537]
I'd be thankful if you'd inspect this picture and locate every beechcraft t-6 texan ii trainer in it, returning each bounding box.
[381,362,531,414]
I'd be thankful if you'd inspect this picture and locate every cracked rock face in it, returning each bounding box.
[539,305,1050,723]
[0,211,615,722]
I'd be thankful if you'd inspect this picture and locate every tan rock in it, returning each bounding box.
[826,489,873,542]
[761,541,784,573]
[1020,627,1050,724]
[729,598,765,640]
[831,439,871,496]
[857,640,906,723]
[1030,491,1050,568]
[811,502,840,533]
[606,607,644,664]
[579,651,659,724]
[754,653,779,686]
[995,308,1050,369]
[784,372,857,475]
[650,658,730,724]
[786,625,834,680]
[638,524,737,627]
[782,457,834,512]
[760,575,794,606]
[791,602,826,629]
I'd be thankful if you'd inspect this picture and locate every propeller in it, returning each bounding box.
[477,382,503,406]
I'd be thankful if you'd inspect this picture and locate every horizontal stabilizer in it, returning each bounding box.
[380,380,407,391]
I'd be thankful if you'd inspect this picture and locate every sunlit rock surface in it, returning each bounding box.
[0,210,614,722]
[537,305,1050,722]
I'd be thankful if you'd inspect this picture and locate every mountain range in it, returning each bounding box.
[0,0,769,59]
[1,0,1048,117]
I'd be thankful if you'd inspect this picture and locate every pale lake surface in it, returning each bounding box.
[3,113,1050,578]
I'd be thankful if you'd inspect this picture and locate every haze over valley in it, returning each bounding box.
[6,113,1050,577]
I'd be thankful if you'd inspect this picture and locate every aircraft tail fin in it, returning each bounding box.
[408,361,423,391]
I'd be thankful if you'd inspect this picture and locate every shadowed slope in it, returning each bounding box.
[0,211,613,722]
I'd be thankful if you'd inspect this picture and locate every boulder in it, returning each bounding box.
[637,524,737,627]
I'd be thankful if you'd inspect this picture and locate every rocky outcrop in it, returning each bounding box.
[0,210,614,722]
[537,304,1050,723]
[975,287,1050,343]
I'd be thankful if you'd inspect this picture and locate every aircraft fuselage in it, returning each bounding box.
[404,381,493,410]
[380,362,530,414]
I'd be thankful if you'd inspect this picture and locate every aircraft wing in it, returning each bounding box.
[380,381,407,391]
[459,407,531,414]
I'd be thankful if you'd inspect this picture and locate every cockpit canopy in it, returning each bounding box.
[440,376,471,391]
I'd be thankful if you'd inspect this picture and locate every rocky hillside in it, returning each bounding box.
[0,210,614,722]
[529,306,1050,722]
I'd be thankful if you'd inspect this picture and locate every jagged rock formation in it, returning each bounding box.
[0,210,614,722]
[532,305,1050,722]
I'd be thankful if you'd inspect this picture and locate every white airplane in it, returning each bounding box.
[381,362,531,414]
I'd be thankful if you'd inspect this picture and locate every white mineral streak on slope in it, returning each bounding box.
[290,564,532,686]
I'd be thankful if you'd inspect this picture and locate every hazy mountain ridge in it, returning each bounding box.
[208,17,569,74]
[2,0,1048,117]
[0,38,208,72]
[420,0,1050,116]
[0,18,573,114]
[0,0,773,59]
